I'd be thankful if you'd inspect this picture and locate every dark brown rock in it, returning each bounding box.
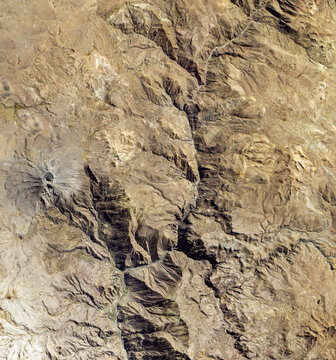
[1,0,336,359]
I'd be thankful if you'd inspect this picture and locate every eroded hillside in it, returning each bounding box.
[1,0,336,359]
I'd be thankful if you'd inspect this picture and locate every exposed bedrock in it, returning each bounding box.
[1,0,336,359]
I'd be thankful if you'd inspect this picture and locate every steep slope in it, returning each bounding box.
[1,0,336,359]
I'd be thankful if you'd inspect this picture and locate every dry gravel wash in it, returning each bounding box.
[1,0,336,359]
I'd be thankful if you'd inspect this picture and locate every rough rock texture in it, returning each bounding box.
[1,0,336,359]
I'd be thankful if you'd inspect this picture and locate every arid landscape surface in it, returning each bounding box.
[1,0,336,359]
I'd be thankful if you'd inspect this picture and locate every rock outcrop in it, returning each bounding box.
[1,0,336,359]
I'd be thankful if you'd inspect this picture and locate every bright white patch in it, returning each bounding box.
[1,334,46,360]
[91,53,118,101]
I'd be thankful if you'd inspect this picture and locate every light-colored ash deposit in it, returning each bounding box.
[1,0,336,359]
[5,132,84,215]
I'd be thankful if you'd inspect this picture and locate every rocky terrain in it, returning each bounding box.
[1,0,336,359]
